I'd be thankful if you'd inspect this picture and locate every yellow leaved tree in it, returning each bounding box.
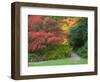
[60,17,80,45]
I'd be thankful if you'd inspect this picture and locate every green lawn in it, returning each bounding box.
[28,58,87,66]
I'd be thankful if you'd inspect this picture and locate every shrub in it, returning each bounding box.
[28,44,72,62]
[45,44,72,60]
[28,53,39,62]
[77,42,88,58]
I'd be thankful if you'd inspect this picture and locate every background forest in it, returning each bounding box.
[28,15,88,66]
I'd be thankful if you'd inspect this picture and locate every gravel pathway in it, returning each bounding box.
[69,52,81,60]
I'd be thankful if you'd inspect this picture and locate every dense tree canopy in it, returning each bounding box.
[69,18,88,58]
[69,18,87,50]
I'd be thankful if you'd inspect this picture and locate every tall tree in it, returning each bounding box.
[69,18,88,50]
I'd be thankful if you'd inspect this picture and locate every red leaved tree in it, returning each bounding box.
[28,30,61,52]
[28,15,42,31]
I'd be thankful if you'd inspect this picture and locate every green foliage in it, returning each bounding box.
[69,18,88,50]
[46,44,72,60]
[77,42,88,58]
[49,16,68,21]
[28,44,72,62]
[69,18,88,58]
[28,53,38,62]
